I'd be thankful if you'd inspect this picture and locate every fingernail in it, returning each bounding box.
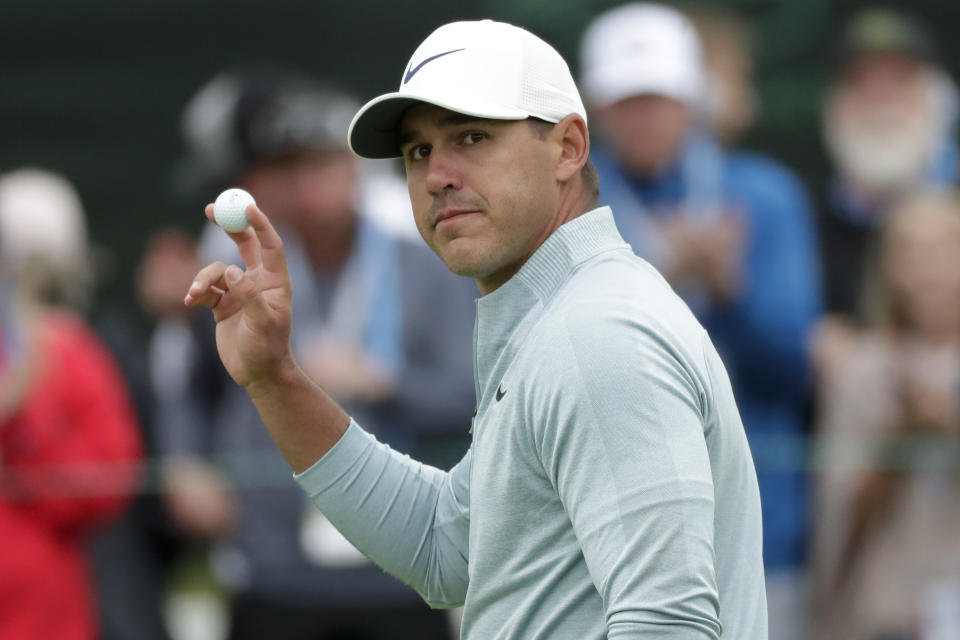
[190,281,200,292]
[225,266,242,283]
[184,293,192,304]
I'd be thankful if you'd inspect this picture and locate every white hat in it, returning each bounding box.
[580,3,705,107]
[0,168,89,274]
[0,168,94,306]
[348,20,587,159]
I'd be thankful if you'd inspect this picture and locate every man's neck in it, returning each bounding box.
[475,187,596,295]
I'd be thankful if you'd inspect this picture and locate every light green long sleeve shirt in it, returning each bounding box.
[295,207,767,638]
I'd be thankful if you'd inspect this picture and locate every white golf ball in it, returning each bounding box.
[213,188,255,233]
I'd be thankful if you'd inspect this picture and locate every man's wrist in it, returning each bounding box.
[244,351,351,474]
[245,353,305,400]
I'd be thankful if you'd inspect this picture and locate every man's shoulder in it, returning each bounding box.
[518,258,710,430]
[536,252,706,371]
[560,249,691,321]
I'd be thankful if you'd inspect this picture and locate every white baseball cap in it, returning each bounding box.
[348,19,587,159]
[0,168,89,274]
[0,168,94,306]
[580,3,705,107]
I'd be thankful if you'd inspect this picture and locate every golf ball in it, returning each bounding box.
[213,188,255,233]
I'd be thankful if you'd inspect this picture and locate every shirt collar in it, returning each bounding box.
[473,206,628,400]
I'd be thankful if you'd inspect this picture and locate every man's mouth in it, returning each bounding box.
[435,208,481,227]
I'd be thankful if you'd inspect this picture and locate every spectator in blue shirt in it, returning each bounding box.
[580,5,822,639]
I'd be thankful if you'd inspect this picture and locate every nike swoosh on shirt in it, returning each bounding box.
[404,48,465,84]
[496,385,507,402]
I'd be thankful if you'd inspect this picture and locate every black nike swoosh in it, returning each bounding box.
[404,48,465,84]
[496,385,507,402]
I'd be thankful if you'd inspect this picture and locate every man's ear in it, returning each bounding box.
[553,114,590,183]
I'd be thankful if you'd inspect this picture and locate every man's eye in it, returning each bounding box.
[409,145,431,160]
[463,132,486,145]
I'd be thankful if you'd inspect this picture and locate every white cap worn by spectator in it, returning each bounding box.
[580,3,705,107]
[349,19,587,159]
[0,169,92,294]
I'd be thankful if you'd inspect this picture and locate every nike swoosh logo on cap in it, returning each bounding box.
[404,48,465,84]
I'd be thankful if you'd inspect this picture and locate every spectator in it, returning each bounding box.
[162,67,476,640]
[813,190,960,639]
[580,5,822,639]
[86,227,207,640]
[0,168,142,640]
[813,7,959,376]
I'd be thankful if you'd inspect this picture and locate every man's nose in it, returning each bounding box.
[425,148,463,194]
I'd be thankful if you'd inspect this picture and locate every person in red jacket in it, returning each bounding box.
[0,168,142,640]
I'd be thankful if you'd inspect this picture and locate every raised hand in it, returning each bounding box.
[184,203,295,389]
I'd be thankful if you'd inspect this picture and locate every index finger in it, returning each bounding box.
[245,204,286,273]
[206,203,263,270]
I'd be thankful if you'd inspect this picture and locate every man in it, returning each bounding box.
[165,68,475,639]
[813,7,958,375]
[580,6,819,638]
[184,20,766,639]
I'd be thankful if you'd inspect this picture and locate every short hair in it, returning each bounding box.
[526,118,600,206]
[580,156,600,204]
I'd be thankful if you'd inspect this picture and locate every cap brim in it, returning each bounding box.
[348,91,529,159]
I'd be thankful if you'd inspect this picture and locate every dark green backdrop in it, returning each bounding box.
[1,0,958,310]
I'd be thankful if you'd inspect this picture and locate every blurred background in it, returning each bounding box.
[0,0,957,308]
[2,1,960,640]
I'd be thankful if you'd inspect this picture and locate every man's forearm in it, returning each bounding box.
[296,423,472,608]
[246,357,350,474]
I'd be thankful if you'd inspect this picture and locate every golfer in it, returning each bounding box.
[184,19,766,639]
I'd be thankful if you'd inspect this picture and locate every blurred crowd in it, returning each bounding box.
[1,4,959,640]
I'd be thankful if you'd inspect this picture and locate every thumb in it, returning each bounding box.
[224,265,269,320]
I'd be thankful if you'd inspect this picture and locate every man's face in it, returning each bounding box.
[594,94,690,178]
[836,53,928,106]
[239,149,358,233]
[824,53,938,192]
[399,105,562,293]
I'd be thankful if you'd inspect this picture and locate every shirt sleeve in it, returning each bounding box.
[294,419,471,608]
[533,313,721,638]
